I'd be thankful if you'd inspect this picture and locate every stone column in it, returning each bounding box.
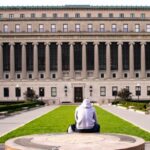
[21,43,27,79]
[33,42,38,79]
[141,42,146,78]
[69,42,74,79]
[106,42,111,79]
[82,42,87,79]
[0,43,3,79]
[129,42,134,78]
[57,42,62,79]
[45,42,50,79]
[118,42,123,79]
[10,42,15,80]
[94,42,99,79]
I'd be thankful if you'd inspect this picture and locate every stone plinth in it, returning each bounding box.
[5,133,145,150]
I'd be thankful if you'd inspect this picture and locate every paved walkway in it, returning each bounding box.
[0,105,59,137]
[101,104,150,133]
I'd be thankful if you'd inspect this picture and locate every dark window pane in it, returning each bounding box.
[111,42,118,70]
[134,42,141,70]
[99,42,106,70]
[26,43,33,71]
[50,43,57,71]
[3,43,10,71]
[15,43,22,71]
[123,42,129,70]
[38,43,45,71]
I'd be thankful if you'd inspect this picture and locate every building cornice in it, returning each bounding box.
[0,5,150,11]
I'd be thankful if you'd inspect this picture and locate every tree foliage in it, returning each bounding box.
[117,88,132,101]
[24,88,38,101]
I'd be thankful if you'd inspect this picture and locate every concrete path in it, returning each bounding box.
[101,104,150,133]
[0,105,59,137]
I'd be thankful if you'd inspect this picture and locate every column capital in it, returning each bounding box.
[32,42,38,46]
[44,42,50,46]
[81,42,87,45]
[140,41,146,45]
[21,42,27,46]
[117,42,123,45]
[94,41,99,45]
[9,42,15,46]
[57,42,62,45]
[69,42,75,45]
[105,41,111,45]
[129,41,135,45]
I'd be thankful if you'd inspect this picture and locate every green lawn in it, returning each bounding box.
[0,105,150,143]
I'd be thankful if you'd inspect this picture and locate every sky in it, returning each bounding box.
[0,0,150,6]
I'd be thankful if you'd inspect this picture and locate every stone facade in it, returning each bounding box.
[0,6,150,102]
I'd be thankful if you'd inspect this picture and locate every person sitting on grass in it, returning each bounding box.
[67,98,100,133]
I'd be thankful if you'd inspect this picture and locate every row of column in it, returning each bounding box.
[0,41,146,80]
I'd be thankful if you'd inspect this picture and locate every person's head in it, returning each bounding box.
[81,98,92,108]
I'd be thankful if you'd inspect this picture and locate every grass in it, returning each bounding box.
[0,105,150,143]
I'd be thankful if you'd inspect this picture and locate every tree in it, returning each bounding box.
[117,88,132,101]
[24,88,38,101]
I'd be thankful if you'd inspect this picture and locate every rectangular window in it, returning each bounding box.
[87,24,93,32]
[64,13,69,18]
[27,24,32,32]
[51,24,56,32]
[98,13,102,18]
[31,13,35,18]
[112,86,118,96]
[146,24,150,32]
[100,24,105,32]
[135,24,140,32]
[53,13,57,18]
[147,86,150,95]
[112,24,117,32]
[75,24,80,32]
[119,13,124,18]
[135,86,141,96]
[123,24,128,32]
[87,13,91,18]
[15,24,20,32]
[20,14,25,18]
[51,87,57,97]
[109,13,113,18]
[15,87,21,97]
[9,14,14,19]
[100,87,106,96]
[42,13,46,18]
[141,13,145,19]
[75,13,80,18]
[4,88,9,97]
[39,87,45,97]
[39,24,44,32]
[3,24,8,32]
[63,24,68,32]
[130,13,135,18]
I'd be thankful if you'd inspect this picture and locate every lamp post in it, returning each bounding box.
[64,86,68,96]
[89,86,93,97]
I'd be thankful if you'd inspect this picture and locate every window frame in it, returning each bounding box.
[87,24,93,32]
[51,87,57,97]
[100,24,105,32]
[100,86,106,96]
[15,24,20,32]
[123,24,128,32]
[75,24,80,32]
[3,24,8,32]
[51,24,56,32]
[27,24,32,32]
[4,87,9,97]
[63,24,68,32]
[39,24,44,32]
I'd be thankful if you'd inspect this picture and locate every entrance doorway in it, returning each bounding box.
[74,87,83,102]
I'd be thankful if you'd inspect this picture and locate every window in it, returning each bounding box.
[4,88,9,97]
[53,13,57,18]
[87,24,93,32]
[5,74,9,79]
[146,24,150,32]
[63,24,68,32]
[39,87,44,97]
[123,24,128,32]
[136,73,139,78]
[147,73,150,77]
[75,24,80,32]
[0,14,2,18]
[124,73,128,78]
[27,24,32,32]
[98,13,102,18]
[40,74,44,79]
[119,13,124,18]
[15,87,21,97]
[100,87,106,96]
[39,24,44,32]
[52,74,56,78]
[9,14,14,19]
[112,86,118,96]
[130,13,135,18]
[28,74,32,79]
[147,86,150,96]
[109,13,113,18]
[51,24,56,32]
[3,24,8,32]
[87,13,91,18]
[100,24,105,32]
[141,13,145,19]
[75,13,80,18]
[31,13,35,18]
[15,24,20,32]
[42,13,46,18]
[101,73,104,78]
[112,73,116,78]
[64,13,69,18]
[51,87,57,97]
[112,24,117,32]
[20,14,25,18]
[135,24,140,32]
[135,86,141,96]
[17,74,20,79]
